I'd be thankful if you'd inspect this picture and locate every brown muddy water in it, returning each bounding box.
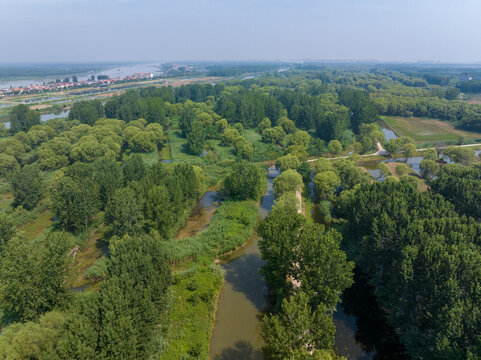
[176,191,221,239]
[209,167,279,360]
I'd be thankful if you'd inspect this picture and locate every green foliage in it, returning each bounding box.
[123,154,146,182]
[258,117,271,133]
[0,232,72,321]
[423,147,438,160]
[9,104,40,134]
[262,291,335,360]
[262,126,286,144]
[277,117,296,134]
[338,181,481,359]
[335,159,371,189]
[0,214,15,249]
[313,158,333,174]
[275,154,301,172]
[233,136,253,159]
[186,120,206,155]
[162,200,260,264]
[395,163,409,176]
[0,153,19,177]
[105,187,144,237]
[0,311,66,359]
[273,168,303,198]
[223,161,264,200]
[431,164,481,220]
[327,140,342,154]
[51,166,100,234]
[68,100,104,125]
[314,171,340,200]
[444,146,476,165]
[158,260,223,359]
[10,164,43,210]
[419,159,440,180]
[220,128,240,146]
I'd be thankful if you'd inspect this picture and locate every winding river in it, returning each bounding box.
[209,166,279,360]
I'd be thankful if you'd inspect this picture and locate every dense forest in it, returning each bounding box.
[0,64,481,359]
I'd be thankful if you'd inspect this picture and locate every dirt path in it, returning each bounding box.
[306,142,481,163]
[296,189,303,214]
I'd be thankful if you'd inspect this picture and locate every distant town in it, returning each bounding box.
[0,72,159,97]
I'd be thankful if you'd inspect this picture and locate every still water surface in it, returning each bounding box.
[209,167,279,360]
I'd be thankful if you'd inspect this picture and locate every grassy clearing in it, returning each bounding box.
[382,116,481,145]
[17,209,53,238]
[70,224,108,291]
[159,257,223,359]
[161,200,260,265]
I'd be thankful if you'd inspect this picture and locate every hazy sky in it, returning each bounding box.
[1,0,480,63]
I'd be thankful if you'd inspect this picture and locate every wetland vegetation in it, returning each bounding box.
[0,63,481,360]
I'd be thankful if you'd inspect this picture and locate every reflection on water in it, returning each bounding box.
[40,109,70,122]
[209,167,278,360]
[176,191,221,239]
[378,120,398,142]
[340,270,409,360]
[360,156,424,181]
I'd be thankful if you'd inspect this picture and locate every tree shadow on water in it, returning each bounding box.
[214,341,263,360]
[223,253,268,311]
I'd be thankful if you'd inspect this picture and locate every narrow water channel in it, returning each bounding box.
[209,166,279,360]
[176,191,221,239]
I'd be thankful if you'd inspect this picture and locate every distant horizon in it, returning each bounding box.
[1,59,481,66]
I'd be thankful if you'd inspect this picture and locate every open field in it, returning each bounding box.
[382,116,481,145]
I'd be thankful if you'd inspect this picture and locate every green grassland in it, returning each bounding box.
[382,116,481,145]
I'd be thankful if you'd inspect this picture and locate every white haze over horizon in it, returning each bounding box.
[1,0,480,64]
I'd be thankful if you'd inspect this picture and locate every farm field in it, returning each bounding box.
[382,116,481,145]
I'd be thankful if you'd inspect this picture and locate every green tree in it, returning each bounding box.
[186,120,206,155]
[123,154,146,182]
[377,162,391,178]
[262,291,335,360]
[105,187,144,237]
[258,205,305,298]
[220,128,241,146]
[52,175,99,234]
[444,146,476,165]
[296,223,354,308]
[313,158,333,174]
[423,148,438,160]
[0,232,72,321]
[144,185,173,237]
[0,311,66,359]
[262,126,286,144]
[233,137,253,159]
[314,171,340,200]
[276,154,301,172]
[420,159,440,180]
[0,214,15,250]
[395,163,410,176]
[224,162,263,200]
[402,143,417,160]
[258,117,271,133]
[328,140,342,154]
[10,164,43,210]
[274,169,303,198]
[68,100,104,125]
[93,157,124,209]
[0,153,19,177]
[9,104,40,134]
[278,117,296,134]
